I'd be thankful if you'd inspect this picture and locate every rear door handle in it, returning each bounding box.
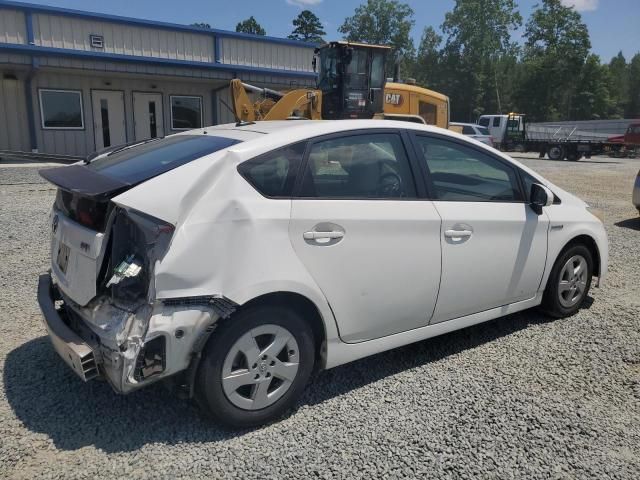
[303,231,344,240]
[444,229,473,238]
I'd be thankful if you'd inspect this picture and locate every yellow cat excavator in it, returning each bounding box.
[230,41,450,129]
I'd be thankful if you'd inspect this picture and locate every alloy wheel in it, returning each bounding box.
[557,255,588,308]
[221,324,300,410]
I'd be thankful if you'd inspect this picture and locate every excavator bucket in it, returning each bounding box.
[230,79,256,122]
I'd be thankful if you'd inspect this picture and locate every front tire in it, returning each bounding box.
[541,244,593,318]
[195,305,315,428]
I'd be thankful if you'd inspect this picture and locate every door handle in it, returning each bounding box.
[444,229,473,238]
[303,231,344,240]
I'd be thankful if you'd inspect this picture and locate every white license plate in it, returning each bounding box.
[56,243,71,274]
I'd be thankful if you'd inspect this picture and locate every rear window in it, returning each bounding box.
[462,125,475,135]
[477,126,490,135]
[238,142,307,197]
[87,135,240,184]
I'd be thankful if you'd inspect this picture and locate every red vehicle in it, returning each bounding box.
[607,122,640,157]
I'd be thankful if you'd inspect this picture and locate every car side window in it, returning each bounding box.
[238,141,306,197]
[462,125,475,135]
[298,133,417,199]
[414,136,522,202]
[493,117,501,127]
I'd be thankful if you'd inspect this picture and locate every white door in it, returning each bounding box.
[411,134,549,323]
[133,92,164,141]
[288,132,442,343]
[92,90,126,150]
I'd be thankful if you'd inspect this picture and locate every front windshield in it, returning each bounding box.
[317,47,338,91]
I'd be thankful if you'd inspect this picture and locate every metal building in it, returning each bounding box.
[0,1,316,158]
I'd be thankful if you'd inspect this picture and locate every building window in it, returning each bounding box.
[39,89,84,129]
[170,96,202,130]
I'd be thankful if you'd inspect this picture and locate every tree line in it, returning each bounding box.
[200,0,640,123]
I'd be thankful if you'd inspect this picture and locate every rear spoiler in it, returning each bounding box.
[39,165,130,199]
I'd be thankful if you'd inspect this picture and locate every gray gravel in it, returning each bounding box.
[1,155,639,479]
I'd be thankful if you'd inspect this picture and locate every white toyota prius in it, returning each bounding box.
[38,120,608,427]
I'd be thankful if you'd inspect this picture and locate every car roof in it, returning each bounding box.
[178,119,456,139]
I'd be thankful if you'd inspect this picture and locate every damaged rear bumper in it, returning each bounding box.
[37,273,99,381]
[37,272,226,394]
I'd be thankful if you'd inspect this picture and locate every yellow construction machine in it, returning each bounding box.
[231,41,450,128]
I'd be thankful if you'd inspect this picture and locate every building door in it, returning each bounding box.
[133,92,164,141]
[92,90,126,150]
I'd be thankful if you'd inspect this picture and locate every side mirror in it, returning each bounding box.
[530,183,553,214]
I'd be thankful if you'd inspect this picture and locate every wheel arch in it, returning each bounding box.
[237,291,329,370]
[562,234,601,277]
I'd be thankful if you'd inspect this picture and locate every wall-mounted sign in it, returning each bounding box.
[90,34,104,49]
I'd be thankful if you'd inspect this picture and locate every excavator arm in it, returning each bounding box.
[230,79,322,122]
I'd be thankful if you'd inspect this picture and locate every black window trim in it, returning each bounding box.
[406,130,529,204]
[236,140,309,200]
[291,128,427,201]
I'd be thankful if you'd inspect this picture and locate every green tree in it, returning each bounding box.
[440,0,522,121]
[409,26,442,88]
[517,0,591,120]
[608,52,629,118]
[627,53,640,118]
[339,0,415,71]
[236,16,266,36]
[288,10,326,43]
[572,54,613,120]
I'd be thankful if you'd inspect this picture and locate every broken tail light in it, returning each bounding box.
[103,208,174,308]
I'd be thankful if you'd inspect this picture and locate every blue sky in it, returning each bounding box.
[23,0,640,61]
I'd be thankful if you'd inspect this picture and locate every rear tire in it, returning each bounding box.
[195,304,315,428]
[541,244,593,318]
[566,150,581,161]
[548,145,564,161]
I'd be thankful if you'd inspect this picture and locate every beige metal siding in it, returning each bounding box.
[31,14,214,62]
[35,56,234,81]
[29,72,230,156]
[0,75,30,151]
[0,52,31,65]
[0,8,27,45]
[220,38,313,72]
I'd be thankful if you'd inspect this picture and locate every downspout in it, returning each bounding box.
[211,84,228,126]
[24,11,38,152]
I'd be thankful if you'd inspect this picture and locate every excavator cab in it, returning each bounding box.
[314,41,390,120]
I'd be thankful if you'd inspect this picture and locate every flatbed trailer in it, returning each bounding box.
[484,113,638,161]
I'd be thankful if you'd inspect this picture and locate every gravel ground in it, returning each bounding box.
[0,155,639,479]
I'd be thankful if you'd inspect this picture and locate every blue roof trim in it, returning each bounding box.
[0,42,317,79]
[0,0,319,49]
